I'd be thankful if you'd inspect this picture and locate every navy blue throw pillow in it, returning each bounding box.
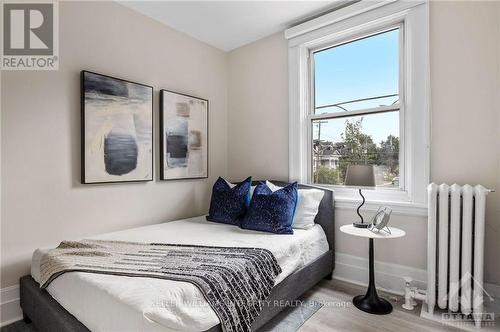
[206,177,252,225]
[240,182,298,234]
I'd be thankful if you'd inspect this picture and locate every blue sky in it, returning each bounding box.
[313,28,400,144]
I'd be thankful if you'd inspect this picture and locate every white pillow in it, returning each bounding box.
[266,181,324,229]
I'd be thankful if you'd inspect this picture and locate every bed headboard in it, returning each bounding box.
[252,180,335,250]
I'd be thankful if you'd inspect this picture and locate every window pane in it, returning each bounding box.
[314,28,400,114]
[312,111,399,187]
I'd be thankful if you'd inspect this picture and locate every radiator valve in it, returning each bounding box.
[402,277,427,310]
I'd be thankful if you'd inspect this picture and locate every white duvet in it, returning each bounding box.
[31,216,329,332]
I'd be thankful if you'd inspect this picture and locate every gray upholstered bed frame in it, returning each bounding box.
[20,181,334,332]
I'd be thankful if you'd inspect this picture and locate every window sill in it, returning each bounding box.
[312,185,428,217]
[334,196,428,217]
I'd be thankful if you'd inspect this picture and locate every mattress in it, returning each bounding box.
[31,216,329,332]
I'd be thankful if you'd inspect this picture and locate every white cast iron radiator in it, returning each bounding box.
[427,183,490,325]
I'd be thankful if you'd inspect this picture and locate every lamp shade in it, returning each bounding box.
[344,165,375,187]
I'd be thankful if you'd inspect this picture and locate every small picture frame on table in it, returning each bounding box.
[369,206,392,234]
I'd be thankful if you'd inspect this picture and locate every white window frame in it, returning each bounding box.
[286,1,430,216]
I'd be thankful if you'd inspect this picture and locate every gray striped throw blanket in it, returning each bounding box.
[40,239,282,332]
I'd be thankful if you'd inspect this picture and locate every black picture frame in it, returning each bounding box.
[160,89,209,181]
[81,70,154,184]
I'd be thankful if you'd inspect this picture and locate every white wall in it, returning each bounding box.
[228,33,289,181]
[1,1,228,288]
[430,0,500,285]
[227,1,500,284]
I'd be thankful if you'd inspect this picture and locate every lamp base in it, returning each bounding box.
[353,221,371,228]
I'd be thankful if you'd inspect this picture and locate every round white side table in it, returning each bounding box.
[340,224,406,315]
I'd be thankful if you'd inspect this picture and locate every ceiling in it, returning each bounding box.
[120,1,342,51]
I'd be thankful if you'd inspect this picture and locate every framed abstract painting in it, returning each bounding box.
[81,71,153,184]
[160,90,208,180]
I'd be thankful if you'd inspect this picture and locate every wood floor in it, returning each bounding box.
[298,279,491,332]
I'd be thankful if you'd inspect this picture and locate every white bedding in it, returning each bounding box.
[31,216,329,332]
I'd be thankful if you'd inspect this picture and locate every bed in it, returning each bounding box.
[20,181,334,332]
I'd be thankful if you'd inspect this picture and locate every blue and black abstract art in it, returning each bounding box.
[81,71,153,184]
[160,90,208,180]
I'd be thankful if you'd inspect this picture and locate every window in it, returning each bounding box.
[286,1,429,215]
[312,28,402,188]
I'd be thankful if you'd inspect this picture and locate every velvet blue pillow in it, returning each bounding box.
[206,177,252,225]
[240,182,298,234]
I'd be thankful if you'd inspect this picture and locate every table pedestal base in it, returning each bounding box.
[353,294,392,315]
[352,238,393,315]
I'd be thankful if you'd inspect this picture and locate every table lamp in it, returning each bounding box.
[344,165,375,228]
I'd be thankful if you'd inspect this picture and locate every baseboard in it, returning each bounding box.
[0,285,22,327]
[333,252,427,296]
